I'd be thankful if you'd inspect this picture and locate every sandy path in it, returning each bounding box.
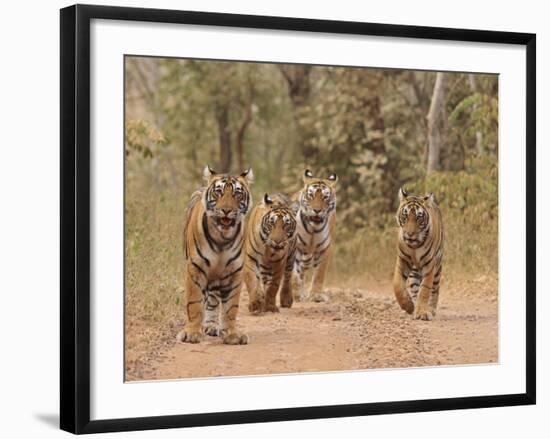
[132,282,498,381]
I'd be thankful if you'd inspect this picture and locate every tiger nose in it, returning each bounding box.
[404,232,416,239]
[221,208,232,215]
[313,208,322,214]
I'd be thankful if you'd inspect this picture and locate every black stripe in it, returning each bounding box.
[221,264,244,281]
[247,253,260,269]
[300,211,313,234]
[316,244,330,256]
[419,236,434,263]
[398,255,413,271]
[259,228,268,244]
[223,303,239,313]
[316,234,330,248]
[191,261,207,278]
[314,219,329,234]
[186,299,202,315]
[202,213,219,252]
[194,237,210,266]
[225,243,243,267]
[398,248,413,263]
[220,282,241,299]
[249,238,263,257]
[222,293,239,306]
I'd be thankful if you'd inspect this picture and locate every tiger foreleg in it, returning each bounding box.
[428,264,442,316]
[244,270,265,314]
[428,288,440,317]
[264,274,283,313]
[393,257,414,314]
[203,292,221,336]
[279,245,295,308]
[414,263,435,321]
[244,266,263,314]
[407,271,421,306]
[310,247,332,303]
[220,279,248,345]
[177,268,205,344]
[279,257,294,308]
[292,263,308,302]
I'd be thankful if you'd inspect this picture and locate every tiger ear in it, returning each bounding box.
[303,169,314,183]
[240,167,254,184]
[327,172,338,187]
[264,193,273,205]
[203,165,216,181]
[398,187,408,201]
[424,192,436,204]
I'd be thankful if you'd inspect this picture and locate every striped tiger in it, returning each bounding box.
[176,165,253,345]
[292,169,337,302]
[393,188,444,321]
[243,193,298,313]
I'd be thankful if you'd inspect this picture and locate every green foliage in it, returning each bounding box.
[449,92,498,153]
[295,68,392,230]
[125,119,167,158]
[407,155,498,226]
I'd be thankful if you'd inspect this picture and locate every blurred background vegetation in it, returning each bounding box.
[124,56,498,377]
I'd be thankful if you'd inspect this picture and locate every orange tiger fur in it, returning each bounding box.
[176,166,253,345]
[393,188,444,320]
[292,169,337,302]
[243,193,297,313]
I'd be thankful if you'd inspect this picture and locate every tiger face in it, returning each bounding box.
[260,193,297,253]
[202,166,253,238]
[299,169,337,226]
[396,187,435,249]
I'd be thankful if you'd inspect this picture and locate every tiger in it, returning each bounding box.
[243,193,298,314]
[176,165,253,345]
[292,169,337,302]
[393,187,444,321]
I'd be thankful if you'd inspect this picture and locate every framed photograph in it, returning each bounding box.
[60,4,536,434]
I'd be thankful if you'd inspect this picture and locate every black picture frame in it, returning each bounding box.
[60,4,536,434]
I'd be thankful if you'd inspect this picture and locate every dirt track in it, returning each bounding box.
[129,280,498,381]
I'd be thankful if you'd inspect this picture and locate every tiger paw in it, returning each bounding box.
[295,291,309,302]
[203,324,220,337]
[399,299,415,314]
[176,329,203,343]
[248,300,263,314]
[413,307,434,321]
[222,332,249,345]
[280,293,293,308]
[263,303,279,313]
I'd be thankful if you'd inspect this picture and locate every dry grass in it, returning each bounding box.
[124,182,187,380]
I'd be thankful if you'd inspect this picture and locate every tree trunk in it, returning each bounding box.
[215,105,232,173]
[235,103,252,172]
[468,74,484,155]
[277,65,313,157]
[427,72,447,174]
